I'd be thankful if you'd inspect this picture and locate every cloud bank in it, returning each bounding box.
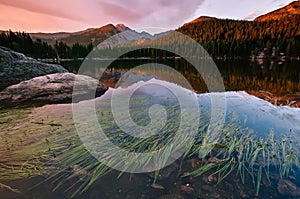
[0,0,204,33]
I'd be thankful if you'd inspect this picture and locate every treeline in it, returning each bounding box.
[95,16,300,59]
[1,15,300,59]
[53,40,93,59]
[177,15,300,58]
[0,30,93,59]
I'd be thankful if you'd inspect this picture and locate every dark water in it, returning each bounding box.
[61,58,300,94]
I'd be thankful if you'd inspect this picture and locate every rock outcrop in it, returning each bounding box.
[0,73,108,105]
[0,46,68,91]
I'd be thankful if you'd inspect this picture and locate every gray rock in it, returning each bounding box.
[0,46,68,91]
[0,73,108,105]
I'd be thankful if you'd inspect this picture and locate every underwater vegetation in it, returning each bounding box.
[27,95,300,198]
[1,90,299,198]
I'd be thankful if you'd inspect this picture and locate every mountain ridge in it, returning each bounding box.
[29,24,119,45]
[183,1,300,25]
[26,24,168,46]
[1,2,299,47]
[254,1,300,21]
[183,16,218,26]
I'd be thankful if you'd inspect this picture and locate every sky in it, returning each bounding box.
[0,0,296,34]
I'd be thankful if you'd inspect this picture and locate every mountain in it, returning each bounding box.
[115,24,130,32]
[153,30,171,38]
[183,2,300,24]
[29,24,162,46]
[254,1,300,21]
[173,2,300,59]
[183,16,218,26]
[30,24,119,46]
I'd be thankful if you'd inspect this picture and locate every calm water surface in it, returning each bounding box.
[1,58,300,199]
[61,58,300,95]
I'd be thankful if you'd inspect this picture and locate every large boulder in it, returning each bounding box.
[0,46,68,91]
[0,73,108,105]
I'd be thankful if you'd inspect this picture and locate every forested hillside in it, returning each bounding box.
[1,14,300,59]
[0,30,93,59]
[177,15,300,58]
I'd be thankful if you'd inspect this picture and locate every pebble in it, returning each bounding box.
[151,183,165,190]
[180,185,194,194]
[277,179,300,197]
[208,174,217,182]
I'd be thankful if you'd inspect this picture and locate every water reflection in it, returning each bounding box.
[61,59,300,95]
[1,63,300,198]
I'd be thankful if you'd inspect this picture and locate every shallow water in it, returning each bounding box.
[99,76,300,139]
[1,76,300,198]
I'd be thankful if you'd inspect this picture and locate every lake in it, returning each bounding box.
[0,58,300,199]
[61,58,300,96]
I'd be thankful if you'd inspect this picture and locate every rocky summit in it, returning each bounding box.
[0,46,67,91]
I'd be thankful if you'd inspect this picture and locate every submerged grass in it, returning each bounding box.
[0,182,22,194]
[47,122,299,197]
[0,107,40,180]
[0,104,76,184]
[28,96,299,197]
[1,96,300,197]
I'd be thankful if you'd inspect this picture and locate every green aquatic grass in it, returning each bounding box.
[0,107,42,180]
[1,96,300,197]
[31,96,299,197]
[183,122,300,196]
[0,105,77,182]
[0,182,22,194]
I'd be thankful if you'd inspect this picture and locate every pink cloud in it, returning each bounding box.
[93,0,206,30]
[0,0,84,21]
[242,10,261,20]
[0,0,205,32]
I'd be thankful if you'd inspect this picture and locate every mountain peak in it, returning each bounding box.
[183,16,217,26]
[116,24,126,28]
[100,24,116,30]
[255,1,300,21]
[115,24,131,31]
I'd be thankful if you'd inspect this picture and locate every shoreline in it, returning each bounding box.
[1,88,299,109]
[246,90,300,108]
